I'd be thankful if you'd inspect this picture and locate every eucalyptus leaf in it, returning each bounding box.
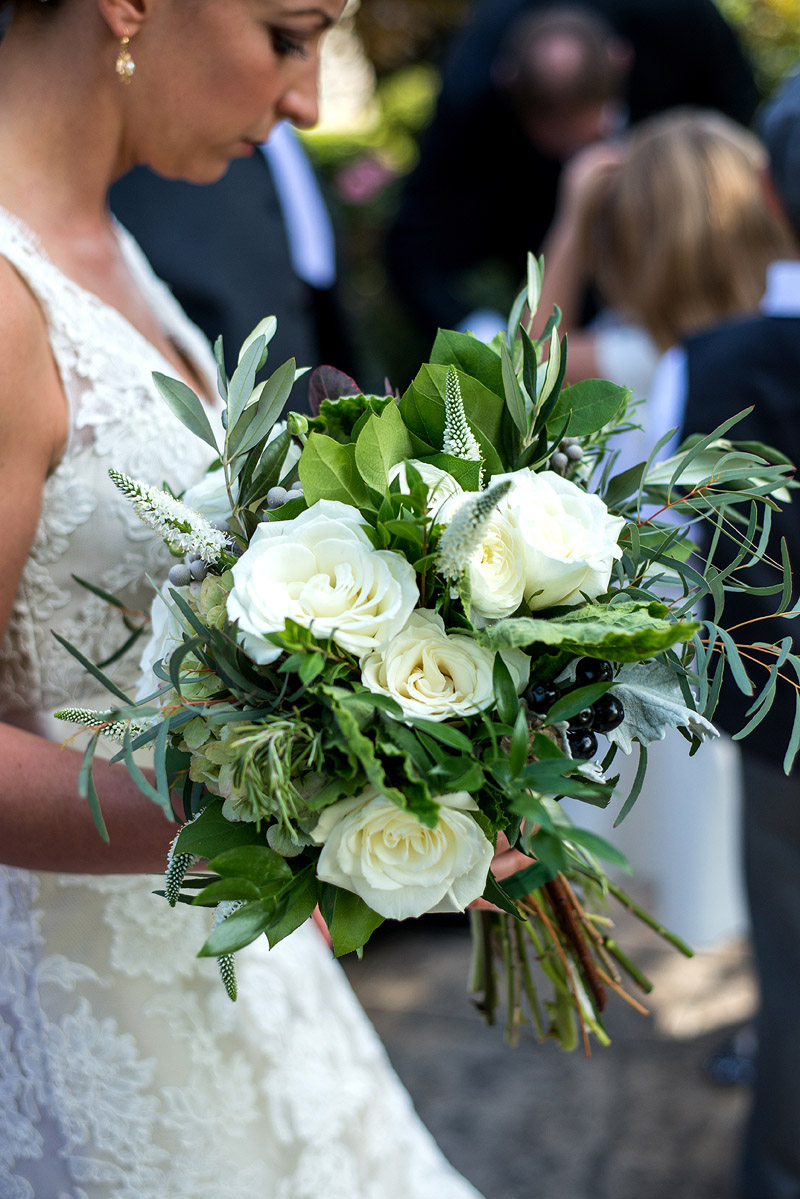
[237,316,277,370]
[153,372,219,451]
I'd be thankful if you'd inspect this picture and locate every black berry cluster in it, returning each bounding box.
[524,657,625,761]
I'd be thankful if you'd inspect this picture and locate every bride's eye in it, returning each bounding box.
[270,28,309,59]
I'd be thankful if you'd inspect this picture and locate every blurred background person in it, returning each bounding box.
[385,0,757,347]
[531,109,794,463]
[641,69,800,1199]
[111,121,359,410]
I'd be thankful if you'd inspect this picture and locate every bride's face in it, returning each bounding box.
[129,0,346,182]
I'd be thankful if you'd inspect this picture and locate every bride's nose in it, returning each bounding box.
[278,73,320,131]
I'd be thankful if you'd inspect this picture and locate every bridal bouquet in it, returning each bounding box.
[58,257,797,1051]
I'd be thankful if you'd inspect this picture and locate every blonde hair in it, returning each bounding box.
[583,109,794,350]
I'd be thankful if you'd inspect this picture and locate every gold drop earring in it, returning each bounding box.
[115,33,135,84]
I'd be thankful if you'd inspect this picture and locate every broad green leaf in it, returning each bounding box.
[546,378,628,438]
[298,433,371,509]
[493,652,521,726]
[153,372,219,451]
[430,328,504,397]
[192,878,263,905]
[399,365,504,475]
[209,844,293,886]
[198,900,276,956]
[418,453,482,491]
[476,601,699,662]
[265,868,318,947]
[406,719,473,753]
[354,403,415,491]
[174,800,262,858]
[501,861,559,898]
[482,871,523,917]
[318,883,384,957]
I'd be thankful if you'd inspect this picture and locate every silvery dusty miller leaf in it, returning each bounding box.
[607,660,718,754]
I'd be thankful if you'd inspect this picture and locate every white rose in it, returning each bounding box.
[361,608,529,720]
[183,423,301,524]
[388,459,463,515]
[227,499,418,665]
[493,469,625,609]
[135,583,189,702]
[438,494,527,621]
[311,786,494,919]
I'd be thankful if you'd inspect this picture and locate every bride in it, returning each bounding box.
[0,1,484,1195]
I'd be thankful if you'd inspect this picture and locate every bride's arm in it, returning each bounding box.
[0,261,178,875]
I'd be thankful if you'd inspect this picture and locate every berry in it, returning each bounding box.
[167,563,192,587]
[266,486,288,509]
[575,657,613,686]
[568,729,598,760]
[525,681,560,715]
[189,559,207,581]
[591,694,625,732]
[568,706,594,730]
[550,451,568,473]
[565,444,584,462]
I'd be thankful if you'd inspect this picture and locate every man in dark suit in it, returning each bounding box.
[386,0,758,342]
[648,68,800,1199]
[111,124,357,412]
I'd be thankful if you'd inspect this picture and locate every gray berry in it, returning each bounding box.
[189,559,207,581]
[266,486,288,509]
[288,483,304,497]
[550,451,568,473]
[565,444,584,462]
[167,563,192,587]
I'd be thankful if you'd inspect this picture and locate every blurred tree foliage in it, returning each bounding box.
[351,0,473,76]
[716,0,800,96]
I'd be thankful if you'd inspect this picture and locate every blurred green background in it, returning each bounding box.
[300,0,800,393]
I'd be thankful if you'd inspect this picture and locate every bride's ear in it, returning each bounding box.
[95,0,157,39]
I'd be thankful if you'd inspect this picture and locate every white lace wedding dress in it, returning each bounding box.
[0,206,483,1199]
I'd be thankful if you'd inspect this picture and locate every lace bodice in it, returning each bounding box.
[0,206,483,1199]
[0,204,217,720]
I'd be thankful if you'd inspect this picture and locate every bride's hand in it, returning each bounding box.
[469,832,535,912]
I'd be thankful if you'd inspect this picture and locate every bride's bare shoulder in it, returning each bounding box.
[0,254,68,466]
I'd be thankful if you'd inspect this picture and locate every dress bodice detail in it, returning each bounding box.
[0,205,217,718]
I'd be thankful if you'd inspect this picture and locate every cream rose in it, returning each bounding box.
[227,499,418,665]
[491,469,625,610]
[361,608,529,720]
[438,494,528,621]
[311,786,494,919]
